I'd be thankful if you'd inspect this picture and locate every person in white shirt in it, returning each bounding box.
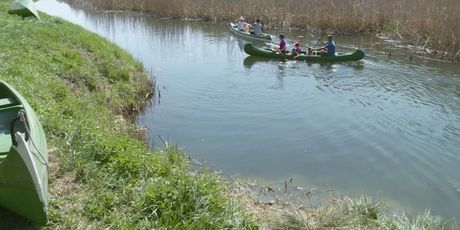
[237,16,250,32]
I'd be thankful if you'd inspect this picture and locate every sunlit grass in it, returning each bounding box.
[0,0,457,228]
[0,1,256,228]
[229,180,457,229]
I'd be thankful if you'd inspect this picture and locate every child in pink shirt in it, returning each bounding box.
[292,42,302,55]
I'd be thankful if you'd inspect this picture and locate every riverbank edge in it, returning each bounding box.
[0,3,256,229]
[65,0,459,62]
[0,2,455,229]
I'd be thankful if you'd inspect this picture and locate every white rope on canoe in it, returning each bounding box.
[17,110,49,175]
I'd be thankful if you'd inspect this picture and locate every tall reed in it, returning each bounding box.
[71,0,459,58]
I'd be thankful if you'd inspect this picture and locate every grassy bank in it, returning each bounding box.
[0,1,456,229]
[69,0,460,61]
[231,181,456,229]
[0,1,255,228]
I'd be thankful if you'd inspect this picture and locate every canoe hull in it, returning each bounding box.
[8,0,40,19]
[243,43,365,62]
[0,80,48,225]
[230,23,272,42]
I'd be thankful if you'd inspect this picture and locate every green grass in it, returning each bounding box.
[231,181,457,230]
[0,2,256,229]
[0,1,456,229]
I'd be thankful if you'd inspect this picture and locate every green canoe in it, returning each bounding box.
[230,23,272,42]
[8,0,40,19]
[243,43,365,62]
[0,80,48,225]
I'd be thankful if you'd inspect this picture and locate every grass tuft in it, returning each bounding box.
[228,180,456,229]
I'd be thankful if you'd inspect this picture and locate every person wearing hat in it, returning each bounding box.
[237,16,251,32]
[313,35,336,55]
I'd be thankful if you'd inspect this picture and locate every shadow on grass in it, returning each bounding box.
[0,207,36,229]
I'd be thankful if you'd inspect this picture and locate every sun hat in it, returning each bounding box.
[239,16,244,21]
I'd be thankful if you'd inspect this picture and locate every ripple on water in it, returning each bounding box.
[36,0,460,221]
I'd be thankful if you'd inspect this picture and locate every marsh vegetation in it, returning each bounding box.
[1,0,458,228]
[70,0,460,60]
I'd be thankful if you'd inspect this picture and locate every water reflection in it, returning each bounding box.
[243,56,273,69]
[37,0,460,222]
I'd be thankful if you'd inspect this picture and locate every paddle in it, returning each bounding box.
[265,41,279,46]
[306,33,324,55]
[265,37,294,50]
[313,33,324,48]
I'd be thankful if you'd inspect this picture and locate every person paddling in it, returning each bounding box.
[312,35,336,55]
[251,19,264,36]
[274,34,287,53]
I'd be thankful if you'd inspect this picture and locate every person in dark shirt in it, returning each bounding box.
[313,35,336,55]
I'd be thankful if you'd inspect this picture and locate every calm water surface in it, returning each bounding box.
[37,0,460,221]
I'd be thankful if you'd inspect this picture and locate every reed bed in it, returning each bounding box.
[70,0,460,60]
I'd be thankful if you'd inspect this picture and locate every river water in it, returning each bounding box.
[37,0,460,221]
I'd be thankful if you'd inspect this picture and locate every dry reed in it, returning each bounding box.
[70,0,459,57]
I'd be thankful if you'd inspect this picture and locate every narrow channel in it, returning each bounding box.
[37,0,460,221]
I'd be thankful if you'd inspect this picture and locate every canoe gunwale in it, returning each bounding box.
[0,80,48,225]
[8,0,40,19]
[243,43,365,62]
[14,132,47,211]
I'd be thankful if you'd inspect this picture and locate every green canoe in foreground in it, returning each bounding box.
[243,43,365,62]
[8,0,40,19]
[230,23,272,42]
[0,80,48,225]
